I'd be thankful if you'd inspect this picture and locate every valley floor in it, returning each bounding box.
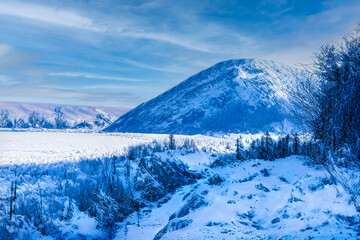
[0,130,237,165]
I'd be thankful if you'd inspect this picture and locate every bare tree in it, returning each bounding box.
[285,74,322,130]
[54,107,66,129]
[28,112,40,128]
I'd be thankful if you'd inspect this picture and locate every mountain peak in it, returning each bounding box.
[105,58,305,135]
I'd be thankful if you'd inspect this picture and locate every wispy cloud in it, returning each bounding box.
[120,30,216,53]
[307,3,360,27]
[0,1,251,54]
[0,74,12,83]
[117,57,188,73]
[0,44,36,70]
[0,1,104,32]
[257,0,294,17]
[48,72,146,82]
[82,84,143,90]
[0,84,143,107]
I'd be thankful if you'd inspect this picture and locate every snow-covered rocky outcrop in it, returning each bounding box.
[105,59,306,134]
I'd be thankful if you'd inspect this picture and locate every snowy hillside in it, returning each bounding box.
[0,101,128,128]
[118,155,359,239]
[105,59,306,135]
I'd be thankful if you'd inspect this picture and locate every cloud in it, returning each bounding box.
[82,84,143,90]
[120,30,216,53]
[117,57,188,73]
[0,44,36,70]
[0,1,252,53]
[256,0,294,17]
[0,75,12,83]
[307,3,360,27]
[0,1,104,32]
[0,84,143,107]
[48,72,146,82]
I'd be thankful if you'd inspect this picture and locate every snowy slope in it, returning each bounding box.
[105,59,306,135]
[117,155,360,240]
[0,101,128,126]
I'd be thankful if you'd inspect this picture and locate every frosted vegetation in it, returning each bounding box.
[0,106,118,130]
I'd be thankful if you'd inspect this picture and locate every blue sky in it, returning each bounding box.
[0,0,359,108]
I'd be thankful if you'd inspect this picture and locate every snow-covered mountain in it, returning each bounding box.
[0,101,128,127]
[105,58,306,135]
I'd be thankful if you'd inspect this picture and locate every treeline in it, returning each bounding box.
[0,107,67,129]
[0,107,111,129]
[234,131,318,161]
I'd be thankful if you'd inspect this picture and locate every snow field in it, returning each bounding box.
[0,131,241,165]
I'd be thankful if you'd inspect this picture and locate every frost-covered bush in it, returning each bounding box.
[180,138,198,153]
[0,110,13,128]
[0,141,200,238]
[93,113,112,127]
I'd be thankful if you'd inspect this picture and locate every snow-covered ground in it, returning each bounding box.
[0,130,254,165]
[0,130,160,165]
[0,130,358,239]
[117,155,360,240]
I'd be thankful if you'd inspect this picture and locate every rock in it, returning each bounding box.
[207,174,224,185]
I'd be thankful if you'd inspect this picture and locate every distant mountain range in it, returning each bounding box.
[0,101,128,128]
[105,59,306,134]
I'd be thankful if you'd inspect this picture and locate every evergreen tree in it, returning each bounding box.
[314,24,360,161]
[293,132,300,155]
[236,138,245,160]
[284,134,291,156]
[264,131,274,160]
[275,137,284,158]
[247,140,258,159]
[259,136,266,159]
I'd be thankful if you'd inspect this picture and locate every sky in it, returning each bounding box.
[0,0,359,108]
